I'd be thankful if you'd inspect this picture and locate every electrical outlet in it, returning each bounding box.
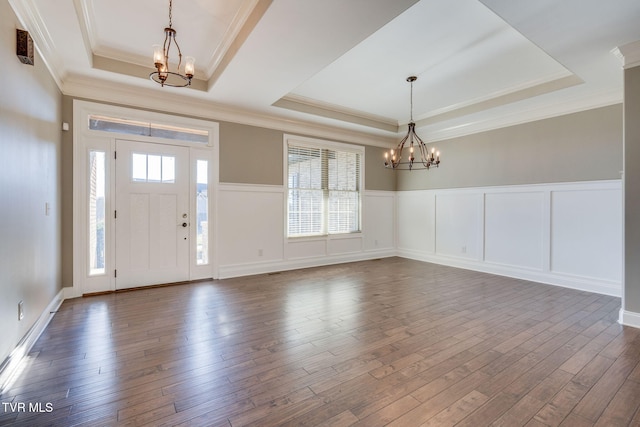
[18,301,24,321]
[258,249,263,257]
[461,245,467,254]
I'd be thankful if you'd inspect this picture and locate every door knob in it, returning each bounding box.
[181,222,188,228]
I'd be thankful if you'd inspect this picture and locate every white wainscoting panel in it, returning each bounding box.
[550,187,622,282]
[363,191,395,252]
[397,191,435,255]
[328,236,363,255]
[217,184,284,267]
[397,180,622,296]
[218,187,395,278]
[285,239,328,260]
[435,192,483,260]
[484,191,545,269]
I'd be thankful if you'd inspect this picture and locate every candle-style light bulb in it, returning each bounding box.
[184,56,195,78]
[153,44,164,67]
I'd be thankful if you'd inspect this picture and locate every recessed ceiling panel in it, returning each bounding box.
[288,0,572,123]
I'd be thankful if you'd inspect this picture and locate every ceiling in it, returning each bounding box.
[8,0,640,144]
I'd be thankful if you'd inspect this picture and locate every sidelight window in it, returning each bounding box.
[88,150,106,275]
[196,160,209,265]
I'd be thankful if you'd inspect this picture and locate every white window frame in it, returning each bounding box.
[284,134,364,239]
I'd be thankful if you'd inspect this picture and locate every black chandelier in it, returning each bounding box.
[384,76,441,170]
[150,0,195,88]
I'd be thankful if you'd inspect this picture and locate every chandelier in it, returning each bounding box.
[150,0,195,87]
[384,76,440,170]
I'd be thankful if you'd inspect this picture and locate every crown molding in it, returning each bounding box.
[612,40,640,69]
[63,71,621,149]
[414,74,583,128]
[423,89,622,143]
[62,75,396,148]
[72,0,95,67]
[206,0,271,88]
[275,73,582,138]
[8,0,64,89]
[273,95,399,133]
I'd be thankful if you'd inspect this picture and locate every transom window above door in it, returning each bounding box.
[89,114,209,144]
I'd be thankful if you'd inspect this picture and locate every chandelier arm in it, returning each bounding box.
[163,33,171,70]
[173,37,183,71]
[412,130,429,164]
[393,131,411,167]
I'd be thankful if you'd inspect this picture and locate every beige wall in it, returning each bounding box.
[219,122,283,185]
[0,2,63,364]
[366,146,397,191]
[624,66,640,315]
[218,122,397,190]
[398,104,623,191]
[61,96,74,289]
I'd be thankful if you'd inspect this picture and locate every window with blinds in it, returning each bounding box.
[287,140,362,237]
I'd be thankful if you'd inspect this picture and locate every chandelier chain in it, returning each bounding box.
[169,0,173,28]
[410,78,414,123]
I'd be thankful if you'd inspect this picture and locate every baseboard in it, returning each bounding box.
[218,249,396,279]
[0,289,64,392]
[397,249,621,297]
[63,285,81,299]
[619,309,640,328]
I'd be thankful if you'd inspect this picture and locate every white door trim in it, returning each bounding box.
[72,100,219,296]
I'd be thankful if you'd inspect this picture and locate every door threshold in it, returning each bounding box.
[83,278,214,297]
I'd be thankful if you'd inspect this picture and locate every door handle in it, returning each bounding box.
[181,222,188,228]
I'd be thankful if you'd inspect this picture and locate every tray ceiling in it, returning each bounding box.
[8,0,640,142]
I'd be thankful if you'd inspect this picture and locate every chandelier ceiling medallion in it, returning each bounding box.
[384,76,441,171]
[150,0,195,88]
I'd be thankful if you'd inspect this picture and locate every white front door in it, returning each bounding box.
[115,139,190,289]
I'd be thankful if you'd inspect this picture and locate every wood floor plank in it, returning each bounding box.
[572,354,639,422]
[0,258,635,427]
[420,389,490,427]
[593,378,640,426]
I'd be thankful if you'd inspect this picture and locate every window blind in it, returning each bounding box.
[287,143,361,237]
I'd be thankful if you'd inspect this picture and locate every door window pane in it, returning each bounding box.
[131,153,175,183]
[132,153,147,181]
[147,155,161,181]
[162,156,175,183]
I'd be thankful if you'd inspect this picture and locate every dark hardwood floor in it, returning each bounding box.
[1,257,639,426]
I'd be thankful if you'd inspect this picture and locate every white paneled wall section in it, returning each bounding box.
[217,185,396,278]
[397,180,622,296]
